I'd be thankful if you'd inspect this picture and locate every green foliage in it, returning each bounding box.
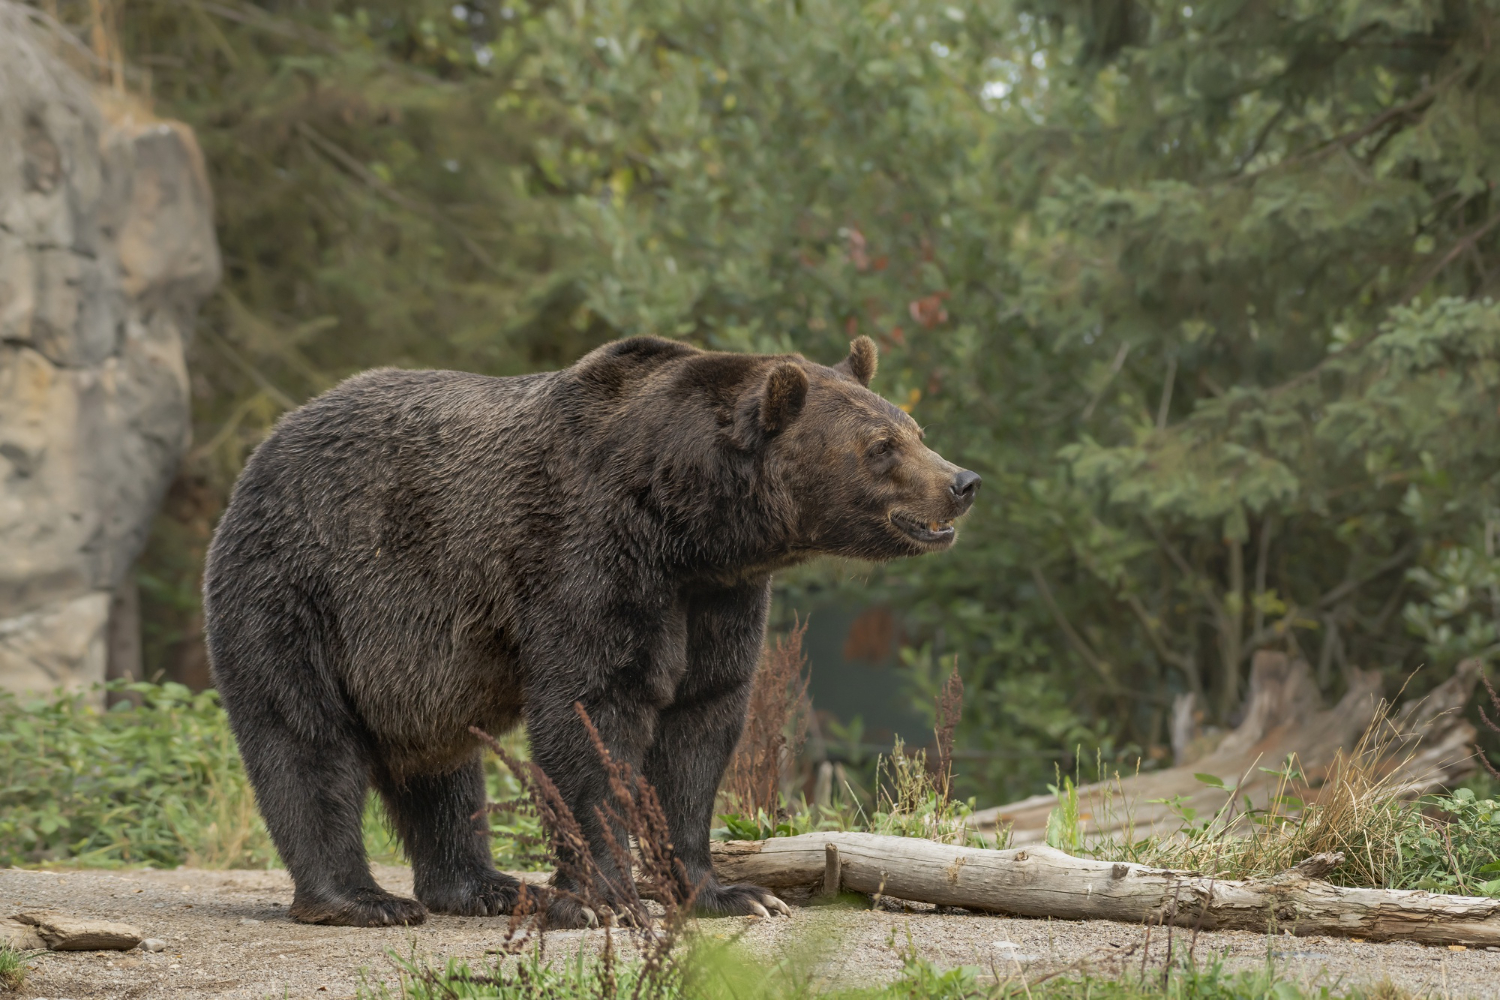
[716,737,995,847]
[58,0,1500,803]
[1040,743,1500,893]
[867,740,990,847]
[886,954,1417,1000]
[0,682,547,871]
[1044,774,1085,854]
[0,941,32,992]
[363,946,683,1000]
[0,681,275,868]
[1392,787,1500,894]
[368,938,1418,1000]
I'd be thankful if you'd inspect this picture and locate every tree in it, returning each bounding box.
[77,0,1500,799]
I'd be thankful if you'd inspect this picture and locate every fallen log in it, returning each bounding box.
[967,654,1481,846]
[711,832,1500,947]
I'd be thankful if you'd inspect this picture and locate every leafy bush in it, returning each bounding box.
[1392,787,1500,895]
[0,681,273,868]
[0,682,547,871]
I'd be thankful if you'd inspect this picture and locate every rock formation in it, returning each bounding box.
[0,4,220,700]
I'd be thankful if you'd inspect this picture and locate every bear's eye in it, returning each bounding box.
[868,439,893,459]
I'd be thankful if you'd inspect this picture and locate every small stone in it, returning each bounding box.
[139,938,167,953]
[1448,944,1468,952]
[238,918,261,925]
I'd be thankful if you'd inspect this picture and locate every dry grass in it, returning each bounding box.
[723,622,810,820]
[933,662,963,805]
[182,765,275,869]
[461,706,698,998]
[1073,702,1441,887]
[867,664,989,848]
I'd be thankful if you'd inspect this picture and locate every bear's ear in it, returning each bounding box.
[759,362,809,435]
[833,336,877,387]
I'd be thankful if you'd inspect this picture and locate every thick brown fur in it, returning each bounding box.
[203,337,979,927]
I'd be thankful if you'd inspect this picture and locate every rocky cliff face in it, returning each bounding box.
[0,7,220,699]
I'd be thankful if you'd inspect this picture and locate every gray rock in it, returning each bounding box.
[14,911,143,951]
[0,916,46,951]
[139,937,167,953]
[0,3,220,701]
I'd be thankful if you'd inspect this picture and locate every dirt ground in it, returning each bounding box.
[5,865,1500,1000]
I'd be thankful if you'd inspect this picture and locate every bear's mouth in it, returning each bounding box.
[890,511,956,545]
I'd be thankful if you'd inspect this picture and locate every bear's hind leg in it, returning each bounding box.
[378,757,522,917]
[235,710,427,927]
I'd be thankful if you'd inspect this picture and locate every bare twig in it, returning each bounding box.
[1032,564,1116,688]
[295,122,500,274]
[1402,210,1500,302]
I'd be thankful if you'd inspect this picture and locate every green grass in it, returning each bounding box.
[0,941,32,992]
[0,681,273,868]
[1038,738,1500,895]
[0,682,546,871]
[360,938,1423,1000]
[4,679,1495,907]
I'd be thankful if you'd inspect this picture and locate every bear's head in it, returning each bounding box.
[751,337,980,562]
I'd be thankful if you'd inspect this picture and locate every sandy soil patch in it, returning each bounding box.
[3,866,1498,999]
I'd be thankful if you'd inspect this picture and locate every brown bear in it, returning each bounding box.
[202,335,978,927]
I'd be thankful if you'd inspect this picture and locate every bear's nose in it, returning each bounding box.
[950,469,981,509]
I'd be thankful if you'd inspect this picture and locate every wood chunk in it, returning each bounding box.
[823,842,841,897]
[15,912,143,951]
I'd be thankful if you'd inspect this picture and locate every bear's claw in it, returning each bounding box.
[290,887,428,927]
[417,870,523,917]
[691,882,791,919]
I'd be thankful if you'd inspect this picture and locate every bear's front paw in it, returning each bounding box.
[538,893,599,929]
[692,882,792,919]
[417,870,524,917]
[290,887,428,926]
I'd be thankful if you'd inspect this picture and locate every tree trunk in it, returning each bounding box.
[712,833,1500,947]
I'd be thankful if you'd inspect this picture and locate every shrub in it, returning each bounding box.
[0,681,273,868]
[0,681,548,871]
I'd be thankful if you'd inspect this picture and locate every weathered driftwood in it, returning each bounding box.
[967,654,1482,846]
[0,917,45,951]
[14,912,143,951]
[711,832,1500,946]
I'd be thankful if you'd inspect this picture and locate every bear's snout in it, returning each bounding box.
[949,470,981,511]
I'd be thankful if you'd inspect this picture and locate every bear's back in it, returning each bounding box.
[210,368,558,566]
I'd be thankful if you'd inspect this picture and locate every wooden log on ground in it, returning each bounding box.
[966,654,1481,846]
[712,832,1500,947]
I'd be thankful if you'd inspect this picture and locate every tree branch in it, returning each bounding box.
[1402,209,1500,302]
[295,122,500,275]
[1032,565,1116,688]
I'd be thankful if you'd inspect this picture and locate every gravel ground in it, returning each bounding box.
[4,865,1499,999]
